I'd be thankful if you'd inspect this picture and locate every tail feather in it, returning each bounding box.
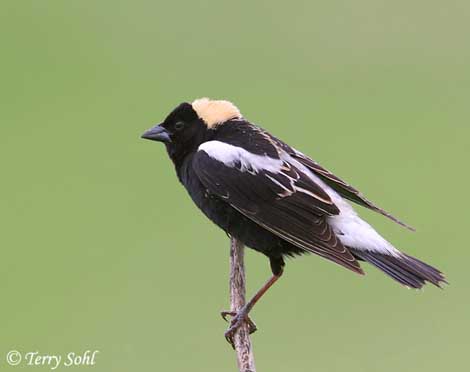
[351,249,446,289]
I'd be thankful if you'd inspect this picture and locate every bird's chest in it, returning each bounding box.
[175,153,289,258]
[177,156,234,231]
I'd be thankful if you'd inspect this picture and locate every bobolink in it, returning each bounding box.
[142,98,445,342]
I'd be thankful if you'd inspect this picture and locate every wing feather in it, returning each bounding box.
[193,145,363,274]
[291,152,415,231]
[263,130,415,231]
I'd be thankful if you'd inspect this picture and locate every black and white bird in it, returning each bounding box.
[141,98,446,342]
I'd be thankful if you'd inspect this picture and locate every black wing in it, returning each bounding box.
[192,146,363,274]
[290,151,415,231]
[264,131,415,231]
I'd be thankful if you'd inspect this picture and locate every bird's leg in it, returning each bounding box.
[223,257,284,347]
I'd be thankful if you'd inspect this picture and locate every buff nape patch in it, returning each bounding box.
[192,98,242,127]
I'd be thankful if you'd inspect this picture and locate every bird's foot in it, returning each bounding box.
[220,309,257,348]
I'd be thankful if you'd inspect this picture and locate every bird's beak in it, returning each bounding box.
[141,124,172,143]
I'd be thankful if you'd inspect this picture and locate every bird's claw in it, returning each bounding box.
[220,310,235,323]
[221,310,257,333]
[220,309,257,348]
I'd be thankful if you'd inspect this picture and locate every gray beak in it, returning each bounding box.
[141,124,172,143]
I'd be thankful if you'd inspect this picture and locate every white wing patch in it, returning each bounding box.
[284,152,401,257]
[198,141,283,173]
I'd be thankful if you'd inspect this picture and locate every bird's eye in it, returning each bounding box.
[175,121,185,131]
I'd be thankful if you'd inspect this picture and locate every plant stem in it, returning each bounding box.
[228,237,256,372]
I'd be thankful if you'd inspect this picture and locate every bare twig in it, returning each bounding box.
[228,237,256,372]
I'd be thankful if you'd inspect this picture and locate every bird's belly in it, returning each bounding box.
[203,195,303,259]
[177,156,304,259]
[181,173,302,259]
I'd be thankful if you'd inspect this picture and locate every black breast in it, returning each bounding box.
[176,153,304,260]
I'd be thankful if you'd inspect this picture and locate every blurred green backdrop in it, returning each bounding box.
[1,1,468,371]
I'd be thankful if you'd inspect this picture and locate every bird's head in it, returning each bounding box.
[141,98,242,163]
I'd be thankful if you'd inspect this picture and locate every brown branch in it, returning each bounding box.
[228,237,256,372]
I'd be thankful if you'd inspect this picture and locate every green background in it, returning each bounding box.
[1,1,468,371]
